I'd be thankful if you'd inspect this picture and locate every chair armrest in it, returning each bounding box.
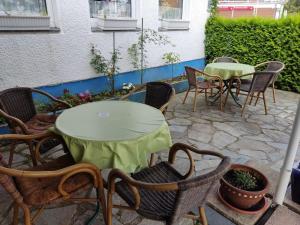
[0,163,103,198]
[168,143,227,179]
[0,109,30,134]
[32,89,72,111]
[159,88,176,114]
[255,61,269,70]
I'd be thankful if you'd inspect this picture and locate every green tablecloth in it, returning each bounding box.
[55,101,172,172]
[204,63,255,80]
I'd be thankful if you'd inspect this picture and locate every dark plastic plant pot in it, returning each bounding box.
[291,161,300,204]
[220,164,270,210]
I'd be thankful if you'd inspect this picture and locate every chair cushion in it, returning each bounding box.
[115,162,183,221]
[15,154,92,206]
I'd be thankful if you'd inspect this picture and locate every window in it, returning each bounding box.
[0,0,47,16]
[159,0,183,20]
[89,0,131,18]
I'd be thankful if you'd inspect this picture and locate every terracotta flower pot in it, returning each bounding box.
[220,164,269,210]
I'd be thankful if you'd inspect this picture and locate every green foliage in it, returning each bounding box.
[128,29,173,83]
[162,52,180,65]
[284,0,300,14]
[90,45,121,94]
[205,16,300,92]
[231,170,258,191]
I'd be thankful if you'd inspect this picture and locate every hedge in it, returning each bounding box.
[205,15,300,93]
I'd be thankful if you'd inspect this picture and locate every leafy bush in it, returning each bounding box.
[205,15,300,92]
[224,169,259,191]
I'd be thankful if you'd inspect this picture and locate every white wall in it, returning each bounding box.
[0,0,208,90]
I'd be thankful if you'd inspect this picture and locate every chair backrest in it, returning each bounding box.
[212,57,239,63]
[185,66,198,87]
[145,82,174,110]
[250,71,275,93]
[169,157,231,224]
[0,87,36,124]
[265,61,285,73]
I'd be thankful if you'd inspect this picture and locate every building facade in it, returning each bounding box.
[217,0,285,18]
[0,0,208,95]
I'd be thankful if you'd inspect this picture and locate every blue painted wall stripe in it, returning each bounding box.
[34,58,205,102]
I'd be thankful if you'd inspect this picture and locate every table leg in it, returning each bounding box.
[223,80,242,108]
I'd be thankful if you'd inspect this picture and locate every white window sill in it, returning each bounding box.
[160,19,190,30]
[93,17,138,31]
[0,15,50,31]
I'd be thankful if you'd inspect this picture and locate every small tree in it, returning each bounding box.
[162,52,180,80]
[90,33,121,95]
[128,19,173,84]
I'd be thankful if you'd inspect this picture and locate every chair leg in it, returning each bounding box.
[255,92,261,106]
[107,191,113,225]
[22,206,31,225]
[12,204,19,225]
[249,92,255,105]
[182,89,190,104]
[27,141,37,166]
[272,83,276,103]
[199,207,208,225]
[8,141,17,168]
[262,92,268,115]
[219,88,223,111]
[210,88,213,96]
[241,92,251,116]
[99,188,107,225]
[204,89,208,106]
[193,90,198,112]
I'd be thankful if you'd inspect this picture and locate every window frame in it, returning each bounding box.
[159,0,190,31]
[0,0,59,31]
[90,0,138,31]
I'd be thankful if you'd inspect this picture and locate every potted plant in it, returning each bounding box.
[220,164,269,210]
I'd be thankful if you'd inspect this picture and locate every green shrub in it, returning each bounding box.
[205,15,300,93]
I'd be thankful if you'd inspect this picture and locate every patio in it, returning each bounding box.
[0,87,299,225]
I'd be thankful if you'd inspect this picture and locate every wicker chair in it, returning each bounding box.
[121,82,175,114]
[0,132,106,225]
[254,61,285,103]
[107,143,230,225]
[212,56,239,63]
[183,67,223,112]
[0,87,71,167]
[231,71,276,116]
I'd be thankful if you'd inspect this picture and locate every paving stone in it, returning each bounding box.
[168,118,192,126]
[228,139,275,153]
[262,129,291,144]
[195,159,221,171]
[169,125,188,138]
[212,122,247,137]
[239,149,268,160]
[188,129,213,143]
[211,131,237,148]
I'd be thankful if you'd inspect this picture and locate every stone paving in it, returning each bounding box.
[0,88,299,225]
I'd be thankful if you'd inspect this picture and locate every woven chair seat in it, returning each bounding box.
[116,162,184,221]
[15,154,91,206]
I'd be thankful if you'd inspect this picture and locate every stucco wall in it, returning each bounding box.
[0,0,208,90]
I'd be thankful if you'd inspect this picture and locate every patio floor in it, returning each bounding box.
[0,88,299,225]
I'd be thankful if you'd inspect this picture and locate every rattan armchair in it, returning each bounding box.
[229,71,276,116]
[0,87,71,167]
[120,82,175,114]
[212,56,239,63]
[107,143,231,225]
[254,61,285,103]
[0,132,106,225]
[183,67,223,112]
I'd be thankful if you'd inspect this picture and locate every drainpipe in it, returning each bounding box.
[274,99,300,205]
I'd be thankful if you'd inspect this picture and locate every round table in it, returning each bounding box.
[55,101,172,172]
[204,63,255,80]
[204,63,255,107]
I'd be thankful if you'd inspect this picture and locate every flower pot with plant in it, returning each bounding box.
[220,164,269,211]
